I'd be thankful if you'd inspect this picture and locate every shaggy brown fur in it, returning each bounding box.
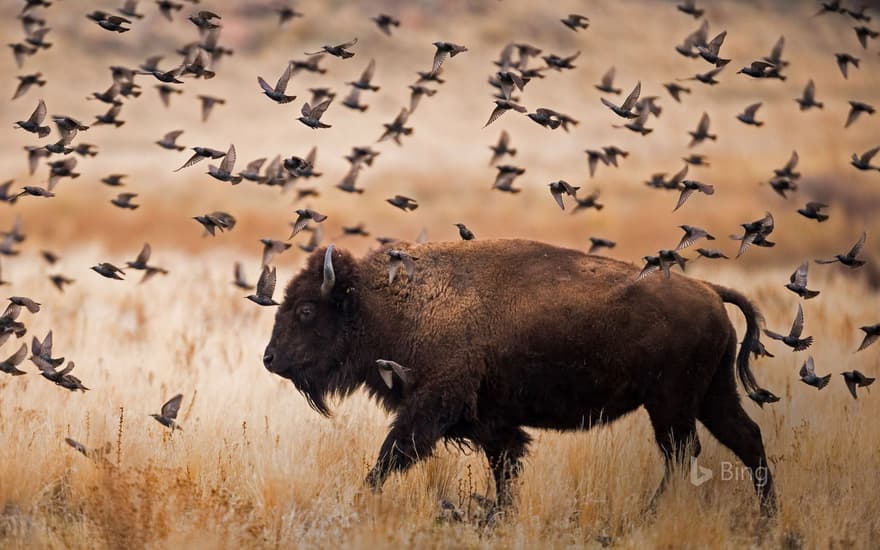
[264,239,777,515]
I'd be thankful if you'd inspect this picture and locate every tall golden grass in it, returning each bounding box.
[1,0,879,547]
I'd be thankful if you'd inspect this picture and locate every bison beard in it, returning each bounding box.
[264,239,778,516]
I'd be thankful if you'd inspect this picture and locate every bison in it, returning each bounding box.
[263,239,777,515]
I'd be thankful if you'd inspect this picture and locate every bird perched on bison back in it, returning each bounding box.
[262,239,778,516]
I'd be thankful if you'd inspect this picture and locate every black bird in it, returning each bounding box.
[151,394,183,430]
[489,131,515,165]
[681,66,724,85]
[842,371,875,400]
[156,130,185,151]
[290,209,327,237]
[798,202,829,222]
[305,38,358,59]
[91,262,125,280]
[484,99,526,127]
[188,10,221,32]
[372,14,400,36]
[342,224,370,238]
[341,87,368,111]
[774,151,801,180]
[615,108,653,135]
[386,195,419,211]
[207,144,241,184]
[387,250,416,284]
[125,243,153,271]
[543,51,580,71]
[258,62,296,103]
[845,101,874,128]
[585,150,610,178]
[34,359,89,392]
[175,147,225,171]
[748,388,780,408]
[12,73,46,100]
[696,248,729,260]
[851,146,880,171]
[454,223,475,241]
[548,180,580,210]
[87,11,131,33]
[835,53,859,78]
[0,343,27,376]
[528,108,577,131]
[493,165,525,194]
[571,191,604,214]
[298,99,332,129]
[688,112,716,147]
[676,225,714,250]
[93,104,125,127]
[697,30,730,67]
[815,232,867,268]
[674,180,714,211]
[275,3,303,26]
[663,82,690,103]
[677,0,704,18]
[854,25,878,48]
[15,99,49,137]
[193,211,236,236]
[378,108,413,144]
[430,41,467,74]
[764,304,813,351]
[347,59,380,91]
[407,84,437,114]
[595,67,621,94]
[799,356,831,390]
[601,81,640,118]
[762,35,789,67]
[197,95,225,122]
[815,0,844,16]
[731,212,775,258]
[49,274,74,292]
[561,14,589,31]
[588,237,616,255]
[336,163,364,194]
[795,80,823,110]
[737,61,784,80]
[246,266,279,306]
[786,262,820,299]
[736,102,764,126]
[111,193,139,210]
[857,324,880,352]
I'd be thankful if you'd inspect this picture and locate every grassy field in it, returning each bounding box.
[1,0,880,548]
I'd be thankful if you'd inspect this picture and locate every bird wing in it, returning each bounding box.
[784,150,799,172]
[669,164,689,186]
[431,48,450,74]
[697,112,710,134]
[549,187,565,210]
[311,99,332,119]
[620,81,641,111]
[234,262,248,286]
[58,361,75,376]
[275,62,294,92]
[5,343,27,366]
[837,56,849,78]
[847,231,867,258]
[800,356,815,378]
[844,376,858,399]
[135,242,151,265]
[673,188,695,211]
[636,262,659,281]
[483,104,507,128]
[706,30,727,55]
[257,75,276,95]
[743,102,762,118]
[763,329,784,342]
[161,393,183,419]
[790,304,805,338]
[498,130,509,149]
[845,106,862,128]
[600,66,615,87]
[245,157,266,173]
[860,146,879,164]
[257,266,276,298]
[162,129,184,142]
[803,80,815,101]
[361,58,376,83]
[28,99,47,125]
[220,144,236,172]
[770,36,784,61]
[791,261,809,286]
[858,332,879,352]
[337,37,358,49]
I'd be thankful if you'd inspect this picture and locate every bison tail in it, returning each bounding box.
[711,284,766,397]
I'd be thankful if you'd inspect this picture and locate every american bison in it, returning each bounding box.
[263,239,777,515]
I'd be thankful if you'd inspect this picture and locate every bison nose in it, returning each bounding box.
[263,350,275,370]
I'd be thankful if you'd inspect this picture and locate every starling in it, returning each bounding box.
[289,209,327,238]
[246,266,279,306]
[175,146,226,171]
[548,180,580,210]
[815,232,867,268]
[298,99,332,129]
[688,112,716,147]
[856,324,880,352]
[798,202,829,222]
[845,101,874,128]
[674,180,715,211]
[430,41,467,74]
[258,62,296,103]
[764,304,813,351]
[193,211,236,236]
[386,195,419,211]
[842,371,874,400]
[372,14,400,36]
[207,144,241,184]
[15,99,50,137]
[561,14,589,31]
[785,261,820,299]
[156,130,185,151]
[151,394,183,430]
[378,108,413,144]
[795,80,823,110]
[676,225,715,250]
[305,38,358,59]
[851,146,880,171]
[601,81,641,118]
[736,102,764,126]
[588,237,616,255]
[454,223,475,241]
[110,192,139,209]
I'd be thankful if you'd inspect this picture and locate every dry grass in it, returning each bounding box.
[1,0,880,548]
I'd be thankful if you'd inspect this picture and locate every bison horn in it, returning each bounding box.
[321,244,336,297]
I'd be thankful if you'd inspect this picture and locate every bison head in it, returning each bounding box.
[263,245,361,416]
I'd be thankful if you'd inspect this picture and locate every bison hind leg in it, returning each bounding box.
[478,426,532,510]
[645,408,700,513]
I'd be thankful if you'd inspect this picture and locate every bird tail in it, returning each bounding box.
[710,283,769,400]
[817,374,831,390]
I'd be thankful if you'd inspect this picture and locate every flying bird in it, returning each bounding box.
[207,144,241,184]
[731,212,775,258]
[595,67,621,94]
[674,180,714,211]
[193,211,236,236]
[15,99,50,137]
[798,202,829,222]
[845,101,874,128]
[785,262,820,299]
[175,147,226,172]
[736,102,764,126]
[851,146,880,171]
[835,53,859,79]
[151,394,183,430]
[764,304,813,351]
[795,80,823,110]
[290,209,327,238]
[815,232,867,268]
[372,14,400,36]
[489,131,516,165]
[842,370,874,400]
[258,62,296,103]
[548,180,580,210]
[676,225,715,250]
[246,266,279,306]
[600,81,641,118]
[484,99,526,127]
[305,38,358,59]
[688,112,716,147]
[156,130,185,151]
[856,324,880,352]
[799,356,831,390]
[386,195,419,211]
[588,237,616,255]
[697,30,730,67]
[298,99,332,129]
[430,41,467,74]
[0,343,27,376]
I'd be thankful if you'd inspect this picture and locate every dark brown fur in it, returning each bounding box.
[264,239,776,514]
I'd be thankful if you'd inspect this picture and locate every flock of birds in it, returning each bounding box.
[2,0,880,458]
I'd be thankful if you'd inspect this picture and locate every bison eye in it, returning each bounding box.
[296,302,316,323]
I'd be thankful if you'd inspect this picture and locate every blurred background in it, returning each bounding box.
[1,0,879,280]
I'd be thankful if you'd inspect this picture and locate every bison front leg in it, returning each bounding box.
[364,397,460,491]
[481,427,532,508]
